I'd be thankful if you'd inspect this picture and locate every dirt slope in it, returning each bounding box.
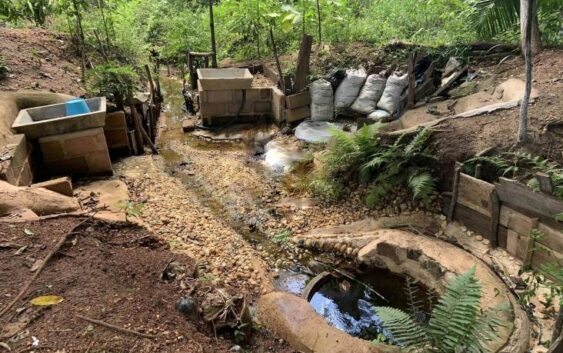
[0,28,84,96]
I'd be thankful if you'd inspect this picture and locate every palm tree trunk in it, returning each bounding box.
[520,0,541,55]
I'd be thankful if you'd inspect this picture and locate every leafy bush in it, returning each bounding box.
[313,125,437,208]
[375,267,507,353]
[86,63,138,107]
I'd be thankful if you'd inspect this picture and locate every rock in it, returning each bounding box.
[175,296,199,322]
[256,292,386,353]
[476,235,483,241]
[229,345,242,352]
[182,119,196,132]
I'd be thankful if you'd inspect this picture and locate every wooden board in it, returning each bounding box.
[499,206,537,235]
[285,91,311,109]
[506,229,529,260]
[453,202,492,238]
[537,222,563,253]
[531,243,563,269]
[496,177,563,222]
[457,173,495,216]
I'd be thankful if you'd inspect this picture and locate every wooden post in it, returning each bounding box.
[448,162,463,221]
[407,52,416,108]
[208,0,218,68]
[269,27,285,94]
[127,91,159,154]
[475,163,482,179]
[535,172,553,194]
[489,189,500,247]
[293,34,313,94]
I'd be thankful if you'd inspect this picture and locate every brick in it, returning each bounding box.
[246,88,271,103]
[32,177,73,196]
[285,105,310,123]
[286,90,311,109]
[40,141,65,162]
[86,151,113,174]
[206,90,240,103]
[105,111,127,129]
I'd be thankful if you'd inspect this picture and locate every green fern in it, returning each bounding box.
[375,307,428,348]
[376,267,506,353]
[408,171,436,202]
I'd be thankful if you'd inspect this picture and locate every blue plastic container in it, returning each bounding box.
[65,98,91,116]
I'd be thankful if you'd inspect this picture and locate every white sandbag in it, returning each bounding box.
[334,68,367,109]
[350,74,386,114]
[377,72,408,115]
[367,109,391,121]
[310,79,334,121]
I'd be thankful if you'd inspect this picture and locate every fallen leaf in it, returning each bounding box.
[23,229,34,236]
[30,295,64,306]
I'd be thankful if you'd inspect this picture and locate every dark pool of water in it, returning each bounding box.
[309,269,433,341]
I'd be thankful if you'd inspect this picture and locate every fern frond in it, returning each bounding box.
[404,128,432,156]
[375,306,429,348]
[408,171,436,202]
[404,276,426,323]
[427,266,482,353]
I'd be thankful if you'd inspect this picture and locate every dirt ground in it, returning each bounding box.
[0,217,293,353]
[434,49,563,166]
[0,28,84,96]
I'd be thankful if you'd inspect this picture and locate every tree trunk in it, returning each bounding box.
[553,305,563,344]
[97,0,111,50]
[520,0,541,55]
[208,0,218,68]
[517,0,534,143]
[315,0,322,46]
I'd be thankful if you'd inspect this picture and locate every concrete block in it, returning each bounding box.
[271,87,285,125]
[105,111,127,129]
[246,88,271,103]
[86,151,113,174]
[40,141,65,162]
[285,105,310,123]
[32,177,73,196]
[104,129,130,149]
[207,90,239,103]
[506,230,528,260]
[254,102,272,114]
[17,161,33,186]
[46,157,89,176]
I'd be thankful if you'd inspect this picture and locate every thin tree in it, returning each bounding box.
[315,0,321,46]
[517,0,534,143]
[208,0,218,68]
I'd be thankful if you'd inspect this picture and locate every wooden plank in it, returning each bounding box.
[453,202,491,238]
[432,65,468,97]
[506,229,529,260]
[499,206,537,235]
[496,177,563,221]
[489,190,500,247]
[531,243,563,270]
[498,225,508,249]
[284,105,311,123]
[285,91,311,109]
[537,222,563,253]
[293,34,313,94]
[523,217,540,267]
[458,173,495,216]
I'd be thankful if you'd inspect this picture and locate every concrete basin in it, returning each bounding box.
[11,97,106,139]
[197,68,253,90]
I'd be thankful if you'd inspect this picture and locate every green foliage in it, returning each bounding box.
[117,200,145,222]
[86,63,138,99]
[0,0,55,26]
[313,126,436,208]
[272,229,291,244]
[376,267,507,353]
[309,176,343,202]
[556,213,563,223]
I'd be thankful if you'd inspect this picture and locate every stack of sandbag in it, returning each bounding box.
[376,72,408,116]
[350,73,386,114]
[334,68,367,109]
[310,79,334,121]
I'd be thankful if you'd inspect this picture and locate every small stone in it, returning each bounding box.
[230,345,242,352]
[475,235,483,241]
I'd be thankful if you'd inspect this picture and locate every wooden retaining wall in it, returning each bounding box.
[445,171,563,273]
